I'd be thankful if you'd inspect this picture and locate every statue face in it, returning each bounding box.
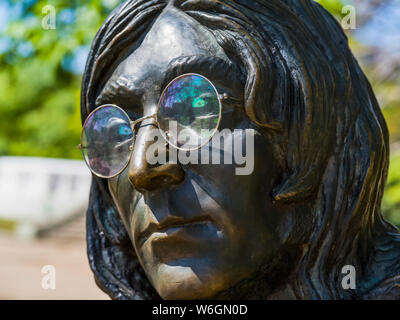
[99,7,285,299]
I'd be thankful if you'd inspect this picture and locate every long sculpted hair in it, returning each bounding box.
[81,0,400,299]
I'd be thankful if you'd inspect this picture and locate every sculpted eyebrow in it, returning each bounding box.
[163,55,243,88]
[95,76,143,112]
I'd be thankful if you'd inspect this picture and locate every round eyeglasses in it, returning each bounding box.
[79,73,239,178]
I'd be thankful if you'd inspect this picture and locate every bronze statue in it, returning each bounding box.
[80,0,400,299]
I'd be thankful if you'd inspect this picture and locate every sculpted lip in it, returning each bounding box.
[137,215,216,248]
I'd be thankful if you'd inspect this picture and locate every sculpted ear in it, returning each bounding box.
[272,168,324,204]
[268,111,334,205]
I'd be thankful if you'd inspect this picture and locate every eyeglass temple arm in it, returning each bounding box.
[218,93,241,102]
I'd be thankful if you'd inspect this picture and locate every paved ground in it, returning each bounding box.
[0,233,109,300]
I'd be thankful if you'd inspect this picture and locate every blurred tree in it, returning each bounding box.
[382,153,400,227]
[314,0,344,16]
[0,0,119,158]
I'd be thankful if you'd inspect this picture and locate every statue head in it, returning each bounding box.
[81,0,400,300]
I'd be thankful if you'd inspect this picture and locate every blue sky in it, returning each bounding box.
[356,0,400,54]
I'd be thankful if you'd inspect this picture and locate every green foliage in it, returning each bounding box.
[383,105,400,144]
[314,0,345,16]
[0,218,17,232]
[0,0,118,159]
[382,152,400,228]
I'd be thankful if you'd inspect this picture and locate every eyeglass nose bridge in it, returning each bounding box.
[130,112,158,127]
[128,113,159,151]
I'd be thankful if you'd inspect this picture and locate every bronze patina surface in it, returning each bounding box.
[81,0,400,300]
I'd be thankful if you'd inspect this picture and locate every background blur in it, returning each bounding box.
[0,0,399,299]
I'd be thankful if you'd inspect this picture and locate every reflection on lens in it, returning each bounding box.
[157,74,221,150]
[81,105,133,177]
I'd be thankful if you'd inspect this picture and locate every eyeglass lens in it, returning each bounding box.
[81,105,134,177]
[158,74,221,150]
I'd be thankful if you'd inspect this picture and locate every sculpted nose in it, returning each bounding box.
[128,118,185,192]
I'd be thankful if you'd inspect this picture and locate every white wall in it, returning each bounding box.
[0,157,92,237]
